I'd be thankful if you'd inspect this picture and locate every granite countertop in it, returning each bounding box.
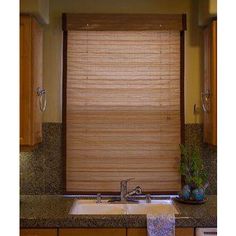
[20,195,217,228]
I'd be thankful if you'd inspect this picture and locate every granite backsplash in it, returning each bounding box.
[20,123,217,195]
[20,123,64,194]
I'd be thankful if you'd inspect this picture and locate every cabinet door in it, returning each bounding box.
[20,229,57,236]
[176,228,194,236]
[31,16,43,145]
[127,228,194,236]
[203,19,217,145]
[20,15,43,148]
[20,15,32,145]
[59,228,126,236]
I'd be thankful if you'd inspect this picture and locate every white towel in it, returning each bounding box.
[147,214,175,236]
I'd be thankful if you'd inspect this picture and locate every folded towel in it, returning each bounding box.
[147,213,175,236]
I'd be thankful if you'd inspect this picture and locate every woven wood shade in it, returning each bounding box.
[65,30,181,192]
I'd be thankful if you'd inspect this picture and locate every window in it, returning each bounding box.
[63,14,186,193]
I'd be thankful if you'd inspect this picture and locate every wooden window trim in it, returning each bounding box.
[62,13,187,31]
[62,14,186,194]
[203,19,217,145]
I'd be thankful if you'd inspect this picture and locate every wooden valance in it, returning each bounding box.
[62,13,187,31]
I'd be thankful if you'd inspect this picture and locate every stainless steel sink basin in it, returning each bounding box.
[69,199,179,215]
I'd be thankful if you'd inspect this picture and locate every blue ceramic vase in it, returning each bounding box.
[181,185,191,200]
[192,188,205,201]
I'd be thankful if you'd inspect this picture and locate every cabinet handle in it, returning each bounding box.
[37,87,47,112]
[201,90,211,113]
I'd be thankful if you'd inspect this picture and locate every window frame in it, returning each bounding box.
[62,13,186,194]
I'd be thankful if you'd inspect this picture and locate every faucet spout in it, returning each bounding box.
[108,178,142,203]
[125,186,142,199]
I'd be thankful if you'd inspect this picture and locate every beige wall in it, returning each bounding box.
[209,0,217,14]
[29,0,204,123]
[20,0,49,24]
[198,0,217,26]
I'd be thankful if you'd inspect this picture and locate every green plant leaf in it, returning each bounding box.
[179,144,207,188]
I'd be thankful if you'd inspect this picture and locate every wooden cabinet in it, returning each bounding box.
[127,228,194,236]
[175,228,194,236]
[59,228,126,236]
[20,15,44,149]
[21,228,193,236]
[203,19,217,145]
[20,229,57,236]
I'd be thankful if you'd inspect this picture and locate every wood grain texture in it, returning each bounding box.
[66,30,181,192]
[180,31,185,144]
[176,228,194,236]
[20,15,43,148]
[127,228,194,236]
[20,15,32,145]
[203,20,217,145]
[63,14,186,31]
[31,15,43,145]
[20,229,57,236]
[59,228,126,236]
[211,20,217,145]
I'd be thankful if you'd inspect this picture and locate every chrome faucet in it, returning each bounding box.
[108,178,142,203]
[120,178,142,202]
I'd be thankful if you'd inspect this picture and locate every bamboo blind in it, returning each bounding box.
[66,30,181,192]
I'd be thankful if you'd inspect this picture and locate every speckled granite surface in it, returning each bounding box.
[20,123,64,194]
[20,195,216,228]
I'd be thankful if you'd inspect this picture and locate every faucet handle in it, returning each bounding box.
[96,193,102,203]
[125,186,142,198]
[146,194,151,203]
[134,186,142,195]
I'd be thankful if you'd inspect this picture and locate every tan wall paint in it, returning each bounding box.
[198,0,217,26]
[23,0,204,123]
[20,0,49,24]
[209,0,217,15]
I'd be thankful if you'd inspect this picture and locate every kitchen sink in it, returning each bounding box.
[126,199,179,215]
[69,199,179,215]
[69,200,126,215]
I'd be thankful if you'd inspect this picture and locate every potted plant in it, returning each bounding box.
[179,144,208,201]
